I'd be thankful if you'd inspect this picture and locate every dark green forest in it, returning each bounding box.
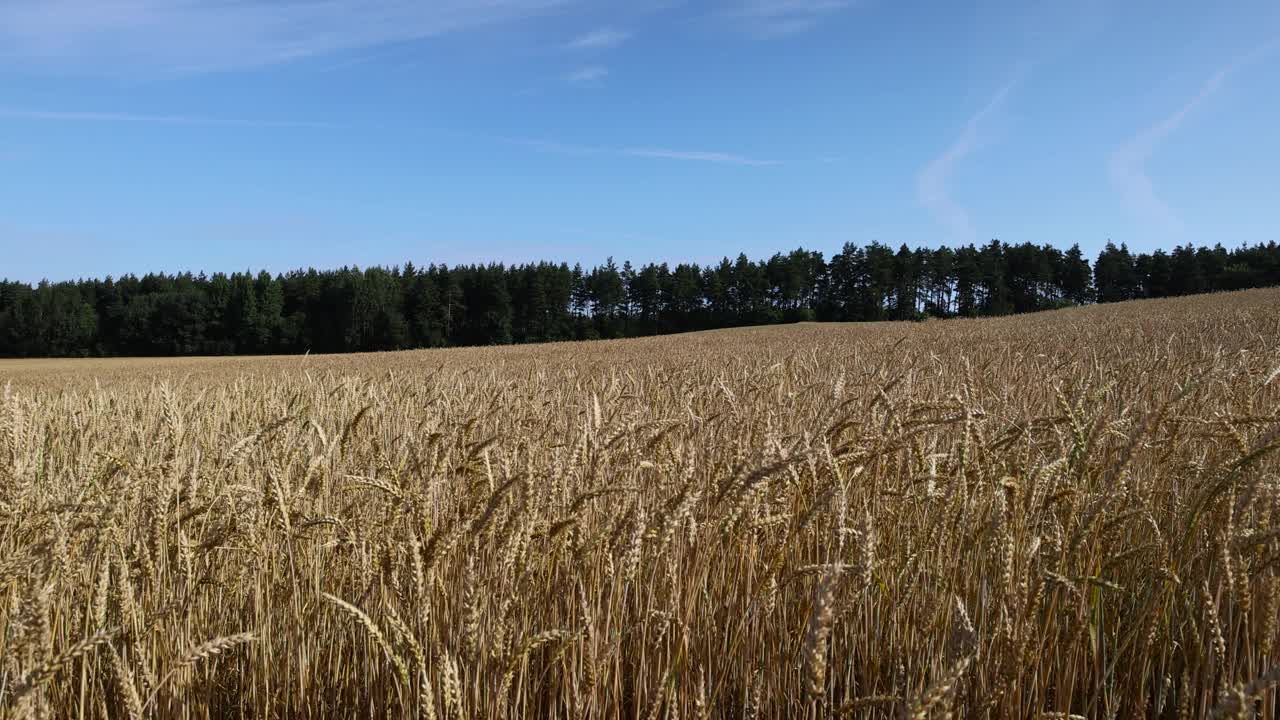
[1,240,1277,357]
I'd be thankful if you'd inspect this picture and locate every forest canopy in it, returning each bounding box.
[2,240,1277,357]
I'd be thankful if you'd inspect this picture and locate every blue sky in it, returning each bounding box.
[1,0,1277,283]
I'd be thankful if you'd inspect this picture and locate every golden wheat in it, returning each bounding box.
[0,288,1278,718]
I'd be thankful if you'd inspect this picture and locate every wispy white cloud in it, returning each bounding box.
[724,0,857,36]
[566,65,610,84]
[509,137,780,166]
[917,76,1021,245]
[565,27,631,50]
[1109,40,1279,234]
[621,147,778,165]
[0,0,572,74]
[0,107,338,129]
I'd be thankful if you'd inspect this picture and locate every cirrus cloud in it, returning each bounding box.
[0,0,574,74]
[917,76,1021,245]
[1109,40,1279,234]
[565,27,631,50]
[566,65,610,84]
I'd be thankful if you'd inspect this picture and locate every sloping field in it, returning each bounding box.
[2,288,1279,718]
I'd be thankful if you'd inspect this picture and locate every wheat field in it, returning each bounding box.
[2,288,1279,719]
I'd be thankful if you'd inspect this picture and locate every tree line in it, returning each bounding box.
[1,240,1277,357]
